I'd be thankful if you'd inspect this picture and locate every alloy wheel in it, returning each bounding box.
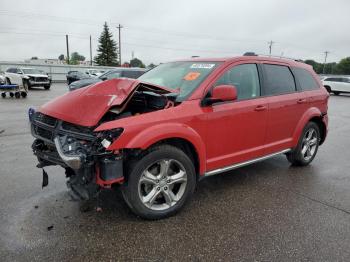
[301,128,318,161]
[138,159,187,211]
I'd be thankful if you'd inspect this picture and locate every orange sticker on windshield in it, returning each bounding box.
[184,72,201,81]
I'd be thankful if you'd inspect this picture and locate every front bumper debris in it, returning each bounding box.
[31,111,125,200]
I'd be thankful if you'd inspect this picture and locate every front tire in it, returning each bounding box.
[334,91,340,95]
[122,145,196,220]
[286,122,320,166]
[44,85,50,90]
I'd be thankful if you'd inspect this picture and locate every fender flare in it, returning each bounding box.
[110,123,207,175]
[292,107,323,147]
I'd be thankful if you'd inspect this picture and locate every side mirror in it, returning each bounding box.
[204,85,237,105]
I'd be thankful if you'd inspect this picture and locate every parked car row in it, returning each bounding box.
[67,67,146,91]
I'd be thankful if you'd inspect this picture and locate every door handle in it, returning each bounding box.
[254,105,267,111]
[297,98,307,104]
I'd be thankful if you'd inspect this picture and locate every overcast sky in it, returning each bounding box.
[0,0,349,65]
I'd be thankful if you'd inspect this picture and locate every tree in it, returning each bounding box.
[94,22,118,66]
[336,57,350,75]
[304,59,323,74]
[148,63,156,69]
[67,52,85,65]
[58,54,65,61]
[130,57,145,68]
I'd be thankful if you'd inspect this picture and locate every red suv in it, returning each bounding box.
[31,55,329,219]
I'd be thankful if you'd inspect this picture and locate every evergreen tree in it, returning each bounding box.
[94,22,118,66]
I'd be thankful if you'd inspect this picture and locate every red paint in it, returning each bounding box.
[39,56,329,177]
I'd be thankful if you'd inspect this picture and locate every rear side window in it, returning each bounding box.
[293,68,319,91]
[263,64,296,95]
[214,64,260,100]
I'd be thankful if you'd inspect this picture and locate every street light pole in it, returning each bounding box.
[117,24,123,66]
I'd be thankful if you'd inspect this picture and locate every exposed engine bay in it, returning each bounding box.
[31,81,178,200]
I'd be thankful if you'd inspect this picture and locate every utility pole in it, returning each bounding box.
[66,34,70,64]
[268,40,274,56]
[89,35,92,66]
[117,24,123,66]
[323,51,330,74]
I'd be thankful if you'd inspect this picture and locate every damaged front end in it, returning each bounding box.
[30,78,177,201]
[31,113,124,200]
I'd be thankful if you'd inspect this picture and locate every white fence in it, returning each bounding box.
[0,62,117,82]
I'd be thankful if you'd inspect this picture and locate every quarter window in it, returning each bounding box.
[214,64,260,100]
[263,64,296,95]
[293,68,319,91]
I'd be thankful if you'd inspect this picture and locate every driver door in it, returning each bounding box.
[203,63,268,172]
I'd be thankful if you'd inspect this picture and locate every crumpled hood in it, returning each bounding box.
[39,78,174,127]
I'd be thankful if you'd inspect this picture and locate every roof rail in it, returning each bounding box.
[255,53,304,63]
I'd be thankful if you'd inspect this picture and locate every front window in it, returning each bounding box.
[22,69,42,74]
[214,64,261,100]
[138,61,221,101]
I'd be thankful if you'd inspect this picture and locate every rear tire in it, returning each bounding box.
[286,122,320,166]
[44,85,50,90]
[14,92,21,99]
[122,145,196,220]
[334,91,340,95]
[1,93,5,98]
[5,78,11,85]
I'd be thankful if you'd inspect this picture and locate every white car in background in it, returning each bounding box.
[0,71,5,85]
[5,67,51,90]
[322,76,350,95]
[85,69,104,77]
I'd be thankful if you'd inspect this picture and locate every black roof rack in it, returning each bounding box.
[243,52,258,56]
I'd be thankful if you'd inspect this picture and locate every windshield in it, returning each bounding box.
[22,69,42,74]
[138,61,220,101]
[99,70,121,80]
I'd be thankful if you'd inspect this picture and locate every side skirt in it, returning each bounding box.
[204,149,291,177]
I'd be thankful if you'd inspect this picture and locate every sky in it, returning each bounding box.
[0,0,349,65]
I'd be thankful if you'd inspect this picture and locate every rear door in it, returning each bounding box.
[262,63,306,154]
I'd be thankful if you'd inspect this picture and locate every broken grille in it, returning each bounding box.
[35,113,57,127]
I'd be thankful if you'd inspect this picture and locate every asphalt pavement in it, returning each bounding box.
[1,84,350,261]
